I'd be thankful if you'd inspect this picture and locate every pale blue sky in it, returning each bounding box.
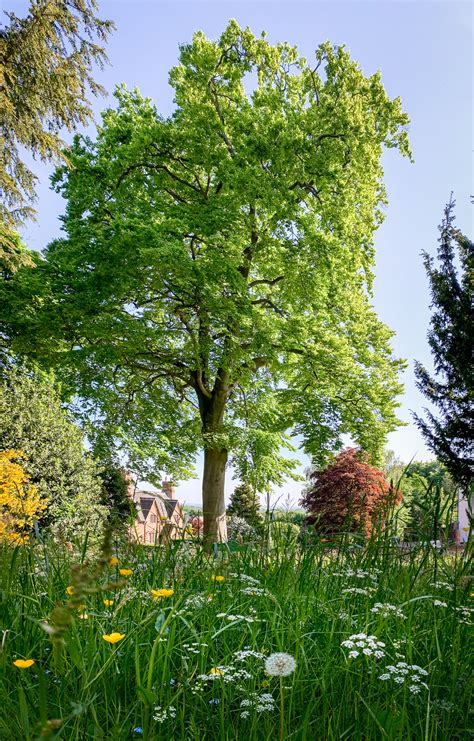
[6,1,473,505]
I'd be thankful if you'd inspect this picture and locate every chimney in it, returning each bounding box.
[123,470,137,500]
[162,479,176,498]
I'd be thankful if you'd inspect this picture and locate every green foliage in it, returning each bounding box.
[98,464,136,531]
[301,448,396,537]
[399,460,457,541]
[0,366,107,540]
[0,532,471,739]
[227,483,263,531]
[0,0,114,234]
[3,22,411,534]
[414,197,473,493]
[226,515,258,542]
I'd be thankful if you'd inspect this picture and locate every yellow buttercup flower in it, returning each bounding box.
[109,557,119,566]
[151,588,174,600]
[209,667,224,675]
[13,659,35,669]
[103,599,114,607]
[119,568,132,577]
[65,585,75,596]
[211,575,225,582]
[102,633,125,644]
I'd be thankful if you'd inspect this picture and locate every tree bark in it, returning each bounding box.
[195,367,230,545]
[202,447,228,544]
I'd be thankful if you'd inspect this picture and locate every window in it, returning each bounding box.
[150,514,157,524]
[148,532,154,543]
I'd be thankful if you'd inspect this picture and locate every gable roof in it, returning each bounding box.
[163,499,178,518]
[139,497,154,520]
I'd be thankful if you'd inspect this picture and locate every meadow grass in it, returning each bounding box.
[0,528,472,740]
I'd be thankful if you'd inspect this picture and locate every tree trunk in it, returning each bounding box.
[202,446,228,545]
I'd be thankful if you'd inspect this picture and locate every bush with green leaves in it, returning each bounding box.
[227,483,263,532]
[0,366,106,540]
[227,515,258,543]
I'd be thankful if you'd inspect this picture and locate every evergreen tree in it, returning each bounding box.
[99,464,136,531]
[0,0,114,260]
[414,197,473,493]
[0,366,106,540]
[227,483,262,530]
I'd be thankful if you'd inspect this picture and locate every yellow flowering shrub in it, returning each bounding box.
[0,449,48,544]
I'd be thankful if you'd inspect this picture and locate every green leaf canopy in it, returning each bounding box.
[4,22,410,537]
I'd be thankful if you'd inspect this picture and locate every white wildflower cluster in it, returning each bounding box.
[337,610,358,626]
[432,699,456,712]
[183,594,207,609]
[454,606,473,624]
[392,638,407,650]
[233,648,266,662]
[240,587,266,596]
[432,600,448,608]
[333,567,380,583]
[379,663,429,693]
[153,705,176,723]
[216,608,260,624]
[123,587,155,601]
[430,581,454,592]
[341,633,385,659]
[174,594,213,616]
[342,587,376,596]
[370,603,406,619]
[264,653,296,676]
[182,642,208,656]
[229,573,261,586]
[240,692,275,718]
[193,665,252,693]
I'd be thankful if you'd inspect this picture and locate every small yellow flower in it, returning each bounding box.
[65,585,75,596]
[109,557,119,566]
[103,599,114,607]
[462,527,470,532]
[211,575,225,582]
[151,588,174,600]
[13,659,35,669]
[75,603,86,611]
[209,667,224,675]
[102,632,125,644]
[119,568,132,577]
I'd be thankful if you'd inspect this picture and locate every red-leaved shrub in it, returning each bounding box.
[300,448,401,537]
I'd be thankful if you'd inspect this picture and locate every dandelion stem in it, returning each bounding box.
[280,676,285,741]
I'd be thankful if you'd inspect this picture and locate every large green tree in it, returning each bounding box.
[414,198,473,493]
[3,22,411,542]
[0,366,107,540]
[0,0,113,262]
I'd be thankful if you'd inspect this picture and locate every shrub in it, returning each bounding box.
[0,449,47,544]
[227,483,263,532]
[0,366,106,540]
[227,515,258,542]
[300,448,399,537]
